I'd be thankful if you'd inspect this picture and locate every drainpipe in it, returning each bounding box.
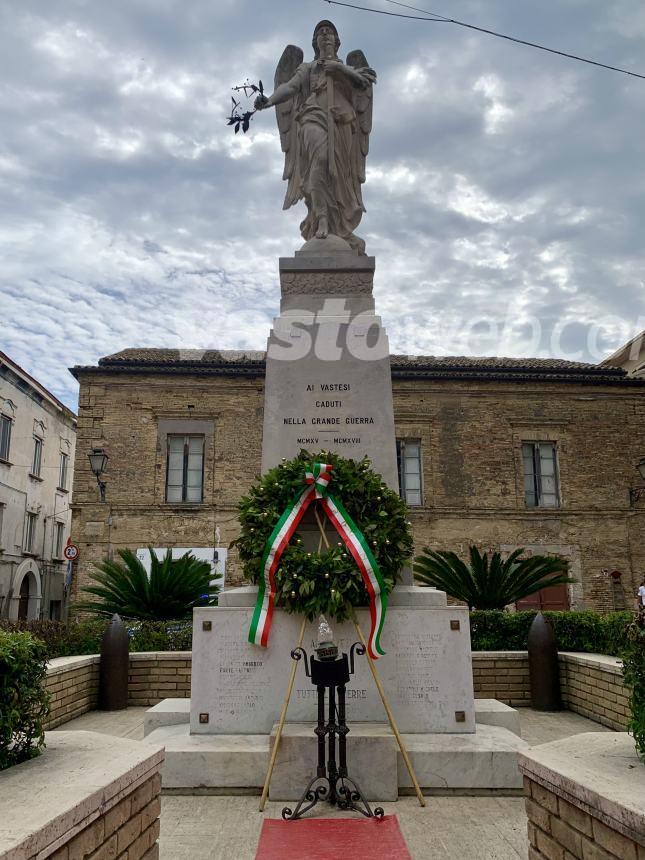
[2,560,17,620]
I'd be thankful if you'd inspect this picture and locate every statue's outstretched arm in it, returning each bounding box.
[255,68,303,110]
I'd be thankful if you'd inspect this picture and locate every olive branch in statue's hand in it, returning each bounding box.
[226,79,265,134]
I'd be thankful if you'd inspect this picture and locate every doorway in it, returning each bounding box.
[18,575,30,620]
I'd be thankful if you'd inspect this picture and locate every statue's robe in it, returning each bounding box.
[285,61,365,245]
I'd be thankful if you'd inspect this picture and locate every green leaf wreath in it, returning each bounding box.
[233,450,413,621]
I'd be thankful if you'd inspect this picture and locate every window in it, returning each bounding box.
[522,442,560,508]
[396,439,423,506]
[0,414,11,461]
[24,512,38,553]
[49,600,62,620]
[32,437,43,477]
[58,451,69,489]
[166,435,204,502]
[54,521,65,558]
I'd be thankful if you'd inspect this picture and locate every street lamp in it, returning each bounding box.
[88,447,109,502]
[629,457,645,507]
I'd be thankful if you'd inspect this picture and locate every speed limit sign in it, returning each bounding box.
[64,541,79,561]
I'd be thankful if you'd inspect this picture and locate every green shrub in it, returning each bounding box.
[1,610,632,662]
[414,546,574,609]
[0,630,50,770]
[0,618,193,658]
[127,620,192,652]
[77,548,220,620]
[622,609,645,761]
[0,618,108,657]
[469,609,633,655]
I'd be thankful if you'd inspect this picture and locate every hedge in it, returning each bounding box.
[470,610,633,654]
[0,630,50,770]
[622,609,645,761]
[0,618,192,659]
[1,610,635,659]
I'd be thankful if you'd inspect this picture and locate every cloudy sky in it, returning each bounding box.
[1,0,644,410]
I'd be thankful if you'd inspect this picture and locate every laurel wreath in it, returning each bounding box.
[234,450,413,621]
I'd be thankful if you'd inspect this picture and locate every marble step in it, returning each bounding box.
[268,722,398,801]
[143,697,521,738]
[144,721,528,795]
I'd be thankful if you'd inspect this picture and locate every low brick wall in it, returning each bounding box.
[559,652,629,731]
[519,734,644,860]
[128,651,192,706]
[0,731,164,860]
[50,771,161,860]
[471,651,630,728]
[472,651,530,707]
[43,650,629,730]
[44,655,100,729]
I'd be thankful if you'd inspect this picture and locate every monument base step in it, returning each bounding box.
[474,698,521,737]
[144,697,522,739]
[144,698,190,737]
[144,720,528,796]
[268,722,398,801]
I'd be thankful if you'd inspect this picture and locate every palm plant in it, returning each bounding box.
[413,545,574,610]
[77,548,220,620]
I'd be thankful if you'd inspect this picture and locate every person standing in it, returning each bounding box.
[637,577,645,608]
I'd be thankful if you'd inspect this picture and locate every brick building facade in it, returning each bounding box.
[69,350,645,612]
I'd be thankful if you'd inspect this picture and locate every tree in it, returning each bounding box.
[77,548,220,620]
[413,546,574,610]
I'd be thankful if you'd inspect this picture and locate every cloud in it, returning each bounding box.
[0,0,643,409]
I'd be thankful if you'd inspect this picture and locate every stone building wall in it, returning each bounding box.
[69,358,645,611]
[70,371,264,602]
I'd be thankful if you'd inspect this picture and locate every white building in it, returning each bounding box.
[0,352,76,620]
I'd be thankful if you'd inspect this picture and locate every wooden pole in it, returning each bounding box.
[353,618,426,807]
[314,507,330,549]
[316,509,329,553]
[259,615,307,811]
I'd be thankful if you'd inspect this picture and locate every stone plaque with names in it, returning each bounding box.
[190,606,475,735]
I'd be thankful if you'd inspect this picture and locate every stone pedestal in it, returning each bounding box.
[261,247,399,489]
[189,594,475,736]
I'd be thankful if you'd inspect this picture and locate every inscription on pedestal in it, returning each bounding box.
[216,630,272,716]
[262,325,399,486]
[283,381,380,448]
[261,255,399,487]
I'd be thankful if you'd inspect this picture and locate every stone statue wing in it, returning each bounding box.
[275,44,304,207]
[346,49,373,184]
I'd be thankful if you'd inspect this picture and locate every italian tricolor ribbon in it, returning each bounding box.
[248,462,388,659]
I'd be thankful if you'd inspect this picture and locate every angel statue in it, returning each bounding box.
[254,20,376,255]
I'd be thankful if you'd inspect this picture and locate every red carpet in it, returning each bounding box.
[255,815,411,859]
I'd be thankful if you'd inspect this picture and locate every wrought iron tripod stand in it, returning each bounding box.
[281,641,384,821]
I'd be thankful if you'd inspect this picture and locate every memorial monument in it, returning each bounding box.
[144,21,527,798]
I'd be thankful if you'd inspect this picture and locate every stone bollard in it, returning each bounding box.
[528,611,561,711]
[99,613,129,710]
